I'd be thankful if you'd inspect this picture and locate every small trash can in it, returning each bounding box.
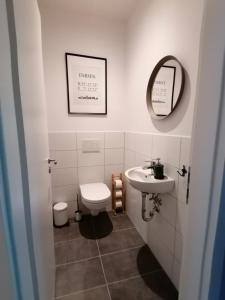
[53,202,68,227]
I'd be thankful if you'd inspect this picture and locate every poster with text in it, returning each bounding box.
[66,54,107,114]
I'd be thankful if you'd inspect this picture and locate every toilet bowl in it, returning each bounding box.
[80,182,111,216]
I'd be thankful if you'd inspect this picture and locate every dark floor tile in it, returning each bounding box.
[101,245,161,283]
[54,217,96,243]
[54,223,81,243]
[55,258,105,297]
[98,228,144,254]
[57,286,110,300]
[109,271,178,300]
[55,238,98,265]
[109,213,134,231]
[109,276,157,300]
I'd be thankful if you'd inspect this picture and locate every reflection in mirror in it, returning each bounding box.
[147,56,185,119]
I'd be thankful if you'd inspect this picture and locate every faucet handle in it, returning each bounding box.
[143,160,156,169]
[143,160,152,169]
[152,158,161,164]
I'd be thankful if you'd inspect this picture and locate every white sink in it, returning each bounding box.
[125,166,175,194]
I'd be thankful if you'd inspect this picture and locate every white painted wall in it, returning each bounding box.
[40,0,204,136]
[40,6,126,131]
[126,0,204,135]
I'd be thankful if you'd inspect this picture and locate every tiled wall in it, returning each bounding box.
[49,130,190,290]
[124,132,191,290]
[49,131,124,216]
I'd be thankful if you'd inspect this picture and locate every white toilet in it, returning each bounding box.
[80,182,111,216]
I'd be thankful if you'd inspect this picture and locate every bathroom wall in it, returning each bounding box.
[125,0,204,136]
[125,132,191,289]
[49,129,190,289]
[41,0,204,292]
[123,0,204,290]
[49,131,124,215]
[40,5,126,131]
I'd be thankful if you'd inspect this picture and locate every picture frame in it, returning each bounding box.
[65,53,107,115]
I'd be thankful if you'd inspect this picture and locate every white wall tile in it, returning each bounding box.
[124,150,136,169]
[152,135,181,168]
[135,152,151,168]
[52,185,77,203]
[149,214,175,254]
[77,132,104,149]
[51,168,77,187]
[125,132,136,151]
[164,163,179,199]
[152,135,168,163]
[49,132,76,150]
[104,165,124,182]
[135,133,153,157]
[148,227,173,277]
[52,168,77,187]
[78,166,104,185]
[158,246,173,278]
[174,231,183,263]
[105,149,124,165]
[67,200,77,218]
[126,184,148,242]
[176,200,188,236]
[105,132,124,148]
[167,136,181,168]
[77,149,104,167]
[172,259,181,290]
[50,150,77,168]
[180,137,191,168]
[160,194,177,227]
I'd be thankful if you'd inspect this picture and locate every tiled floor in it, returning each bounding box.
[54,212,178,300]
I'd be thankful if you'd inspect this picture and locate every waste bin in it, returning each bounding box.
[53,202,68,226]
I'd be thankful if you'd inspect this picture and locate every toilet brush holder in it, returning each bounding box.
[75,194,82,222]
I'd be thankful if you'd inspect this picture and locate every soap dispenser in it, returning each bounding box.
[154,158,164,180]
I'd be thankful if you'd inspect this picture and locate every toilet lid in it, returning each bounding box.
[80,183,111,203]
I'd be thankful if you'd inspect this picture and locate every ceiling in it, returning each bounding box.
[38,0,139,21]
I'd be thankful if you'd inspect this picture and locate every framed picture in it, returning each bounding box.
[65,53,107,115]
[152,66,176,116]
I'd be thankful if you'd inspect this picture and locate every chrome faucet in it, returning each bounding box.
[143,160,156,175]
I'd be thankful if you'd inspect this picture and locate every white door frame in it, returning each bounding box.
[0,0,40,298]
[180,0,225,299]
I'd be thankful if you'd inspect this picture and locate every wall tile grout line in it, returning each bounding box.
[96,239,112,300]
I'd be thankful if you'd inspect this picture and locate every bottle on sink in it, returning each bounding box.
[154,158,164,180]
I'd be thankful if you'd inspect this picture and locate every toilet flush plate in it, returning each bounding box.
[82,139,101,153]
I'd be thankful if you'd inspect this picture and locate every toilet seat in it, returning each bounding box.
[80,182,110,204]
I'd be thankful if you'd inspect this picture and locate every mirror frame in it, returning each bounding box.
[146,55,185,120]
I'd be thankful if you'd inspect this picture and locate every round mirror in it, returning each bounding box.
[147,56,185,119]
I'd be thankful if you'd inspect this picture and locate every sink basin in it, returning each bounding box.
[125,167,175,194]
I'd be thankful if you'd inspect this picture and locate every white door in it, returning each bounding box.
[11,0,55,299]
